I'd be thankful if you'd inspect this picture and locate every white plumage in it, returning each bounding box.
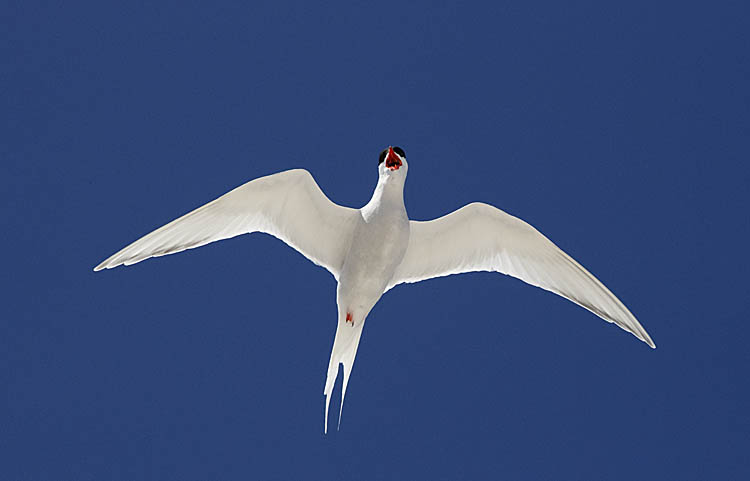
[95,169,358,277]
[95,147,654,432]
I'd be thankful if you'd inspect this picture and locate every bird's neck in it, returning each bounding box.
[363,174,406,214]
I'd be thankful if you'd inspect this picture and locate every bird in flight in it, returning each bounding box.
[95,146,655,432]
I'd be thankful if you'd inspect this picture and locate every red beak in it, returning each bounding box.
[385,146,402,170]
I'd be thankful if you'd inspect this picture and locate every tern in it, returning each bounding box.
[95,146,655,432]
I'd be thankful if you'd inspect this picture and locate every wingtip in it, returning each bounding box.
[641,332,656,349]
[94,258,119,271]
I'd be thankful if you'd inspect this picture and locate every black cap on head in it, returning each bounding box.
[378,148,388,165]
[379,146,406,164]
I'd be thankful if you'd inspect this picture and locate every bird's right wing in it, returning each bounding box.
[94,169,360,279]
[388,202,654,348]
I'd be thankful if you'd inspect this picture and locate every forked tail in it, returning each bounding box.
[323,312,366,433]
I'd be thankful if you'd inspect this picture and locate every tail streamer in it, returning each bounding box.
[323,315,366,433]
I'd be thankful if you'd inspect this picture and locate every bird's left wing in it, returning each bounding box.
[94,169,359,279]
[388,202,655,347]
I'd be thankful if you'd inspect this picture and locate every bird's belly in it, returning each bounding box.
[338,216,409,303]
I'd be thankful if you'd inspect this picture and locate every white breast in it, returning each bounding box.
[338,177,410,308]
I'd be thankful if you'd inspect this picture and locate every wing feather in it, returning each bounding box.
[94,169,359,278]
[389,202,654,348]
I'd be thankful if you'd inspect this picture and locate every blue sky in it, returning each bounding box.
[3,0,749,479]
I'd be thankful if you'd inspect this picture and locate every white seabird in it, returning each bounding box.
[94,146,655,432]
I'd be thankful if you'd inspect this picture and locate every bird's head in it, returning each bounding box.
[378,146,408,178]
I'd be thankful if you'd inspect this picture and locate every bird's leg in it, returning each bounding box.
[345,312,354,327]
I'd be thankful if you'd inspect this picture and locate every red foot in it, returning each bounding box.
[345,312,354,326]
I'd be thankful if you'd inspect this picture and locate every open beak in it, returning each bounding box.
[385,146,402,170]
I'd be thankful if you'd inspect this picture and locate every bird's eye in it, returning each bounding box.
[393,146,405,158]
[378,149,388,165]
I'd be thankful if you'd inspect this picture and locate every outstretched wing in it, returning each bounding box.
[389,202,655,348]
[94,169,359,279]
